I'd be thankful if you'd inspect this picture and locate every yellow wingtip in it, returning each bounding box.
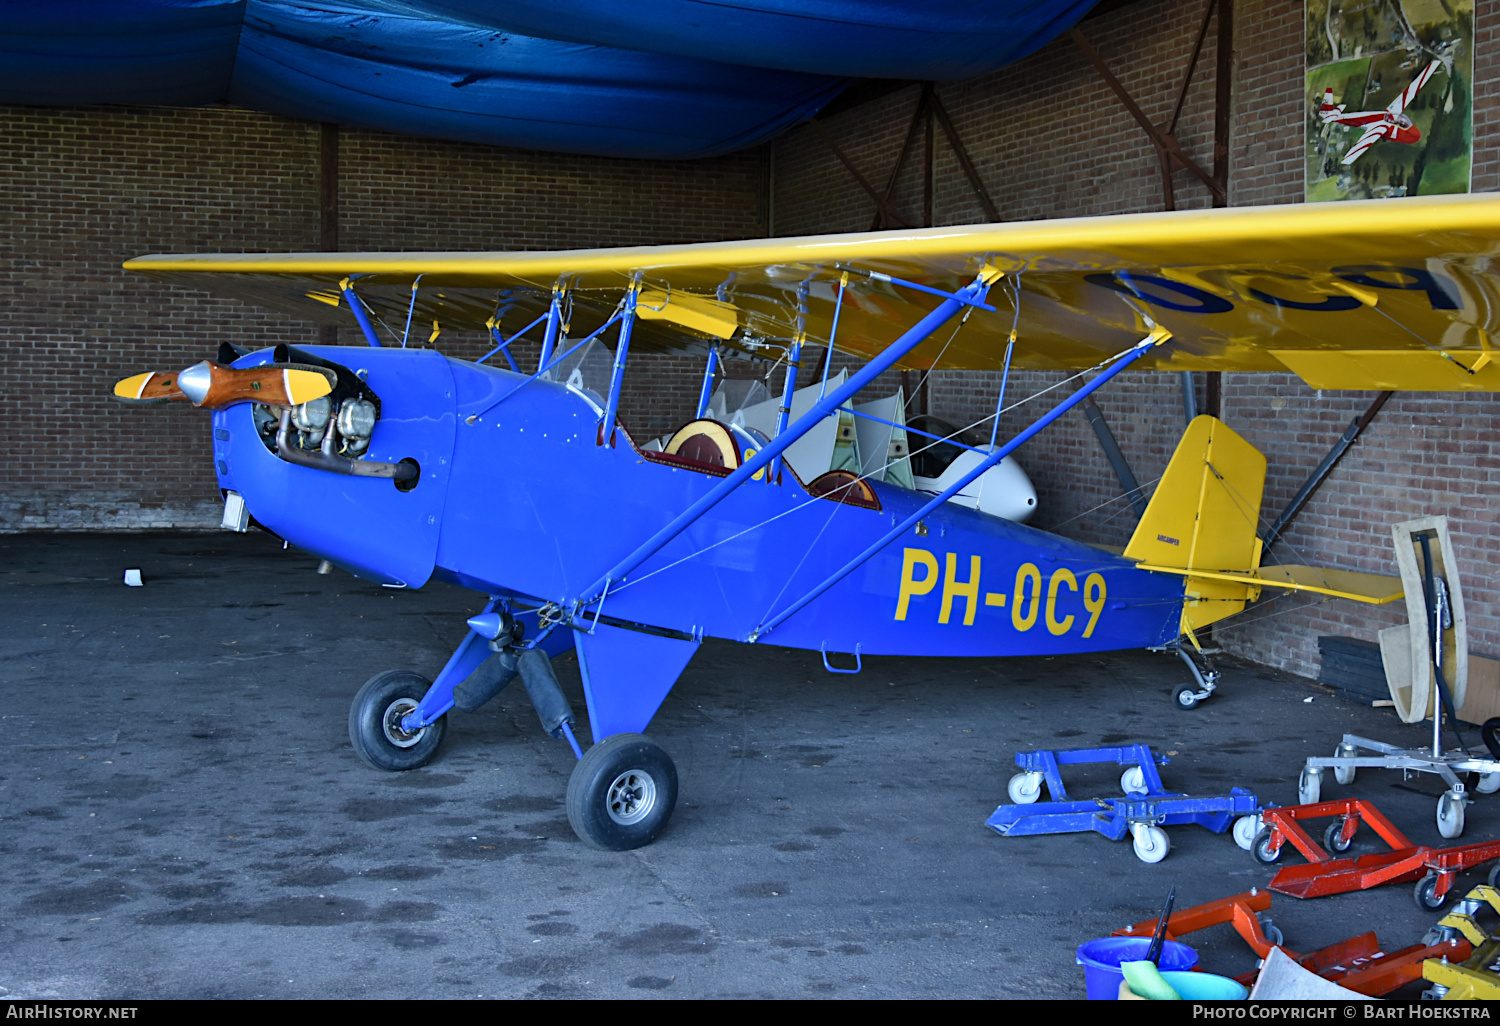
[114,372,152,399]
[283,369,334,406]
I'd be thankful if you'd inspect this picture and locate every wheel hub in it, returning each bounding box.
[381,698,424,748]
[606,768,657,826]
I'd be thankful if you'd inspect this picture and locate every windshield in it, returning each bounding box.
[907,415,986,479]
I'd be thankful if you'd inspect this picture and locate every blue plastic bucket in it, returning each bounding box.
[1161,971,1248,1000]
[1075,937,1199,1000]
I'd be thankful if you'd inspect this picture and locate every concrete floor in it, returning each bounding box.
[1,531,1489,999]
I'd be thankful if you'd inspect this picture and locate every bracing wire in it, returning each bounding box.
[901,307,973,414]
[611,342,1145,596]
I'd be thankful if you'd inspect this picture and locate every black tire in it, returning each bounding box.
[566,733,678,851]
[1172,684,1200,710]
[1482,717,1500,761]
[1414,873,1447,912]
[348,669,445,771]
[1251,826,1283,865]
[1323,818,1354,854]
[1487,862,1500,890]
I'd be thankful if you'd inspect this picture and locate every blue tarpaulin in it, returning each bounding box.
[0,0,1099,158]
[420,0,1103,80]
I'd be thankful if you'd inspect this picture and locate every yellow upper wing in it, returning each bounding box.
[124,193,1500,390]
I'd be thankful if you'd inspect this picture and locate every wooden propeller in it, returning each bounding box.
[114,362,335,410]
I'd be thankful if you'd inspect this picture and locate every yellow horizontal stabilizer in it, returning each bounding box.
[1271,350,1500,392]
[1136,563,1404,605]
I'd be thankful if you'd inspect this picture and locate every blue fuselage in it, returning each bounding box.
[213,346,1185,658]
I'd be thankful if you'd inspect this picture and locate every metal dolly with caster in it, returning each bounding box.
[1299,733,1500,840]
[1111,889,1469,997]
[1300,525,1500,839]
[1252,798,1500,910]
[985,743,1264,864]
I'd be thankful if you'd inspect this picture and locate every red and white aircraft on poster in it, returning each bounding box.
[1319,59,1444,166]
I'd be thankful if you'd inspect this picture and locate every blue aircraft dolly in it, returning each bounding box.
[985,743,1265,863]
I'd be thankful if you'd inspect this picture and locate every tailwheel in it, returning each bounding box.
[1171,683,1201,710]
[348,669,446,771]
[566,733,678,851]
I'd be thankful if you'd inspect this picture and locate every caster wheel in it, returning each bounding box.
[1120,766,1147,794]
[1172,684,1200,710]
[1298,765,1323,806]
[1477,773,1500,795]
[1323,817,1355,854]
[1487,862,1500,890]
[1415,873,1449,912]
[1333,743,1357,786]
[566,733,678,851]
[1131,824,1170,864]
[1232,814,1262,851]
[347,669,445,772]
[1437,791,1466,840]
[1008,771,1044,805]
[1259,915,1284,948]
[1251,826,1283,865]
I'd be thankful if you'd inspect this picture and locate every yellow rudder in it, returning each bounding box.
[1123,416,1267,638]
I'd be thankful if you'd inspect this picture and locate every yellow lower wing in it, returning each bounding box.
[1134,563,1403,605]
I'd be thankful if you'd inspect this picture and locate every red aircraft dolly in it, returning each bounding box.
[1112,889,1470,996]
[1253,799,1500,910]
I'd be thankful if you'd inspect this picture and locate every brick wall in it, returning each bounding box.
[0,106,763,530]
[771,0,1499,678]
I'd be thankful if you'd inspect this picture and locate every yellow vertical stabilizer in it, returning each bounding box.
[1124,416,1267,636]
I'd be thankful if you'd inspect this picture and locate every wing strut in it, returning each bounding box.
[600,281,642,446]
[572,267,1005,612]
[339,278,383,348]
[749,325,1172,641]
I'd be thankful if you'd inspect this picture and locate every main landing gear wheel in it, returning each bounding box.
[1232,814,1262,851]
[1415,873,1449,912]
[566,733,678,851]
[348,669,446,771]
[1008,771,1044,804]
[1251,827,1283,865]
[1437,790,1466,840]
[1298,765,1323,806]
[1171,684,1200,710]
[1131,824,1170,864]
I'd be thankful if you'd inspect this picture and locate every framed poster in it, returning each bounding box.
[1305,0,1473,201]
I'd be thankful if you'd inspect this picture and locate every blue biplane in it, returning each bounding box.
[113,194,1500,849]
